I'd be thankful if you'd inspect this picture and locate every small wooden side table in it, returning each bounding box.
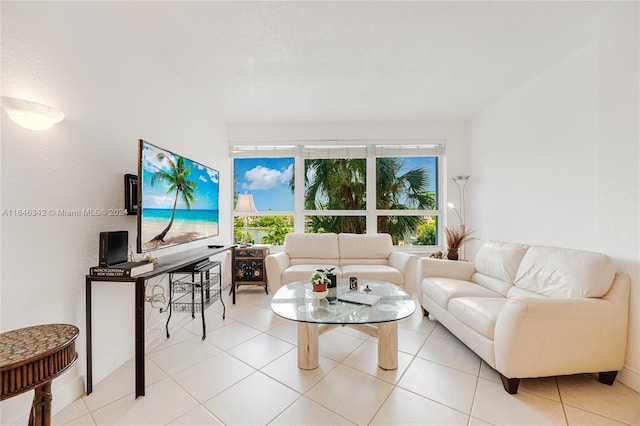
[0,324,79,426]
[231,245,269,304]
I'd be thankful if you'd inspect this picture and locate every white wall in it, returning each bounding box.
[1,3,230,423]
[468,3,639,391]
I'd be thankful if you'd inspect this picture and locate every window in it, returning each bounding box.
[304,158,367,234]
[375,156,438,245]
[232,142,443,247]
[233,157,295,244]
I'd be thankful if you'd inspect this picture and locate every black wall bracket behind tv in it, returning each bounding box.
[125,174,138,215]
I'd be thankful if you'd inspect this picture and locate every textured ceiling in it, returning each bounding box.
[109,1,604,123]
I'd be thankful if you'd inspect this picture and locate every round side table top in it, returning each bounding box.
[0,324,79,369]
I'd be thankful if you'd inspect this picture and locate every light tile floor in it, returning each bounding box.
[55,288,640,425]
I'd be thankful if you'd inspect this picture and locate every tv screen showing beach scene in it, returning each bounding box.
[137,140,219,252]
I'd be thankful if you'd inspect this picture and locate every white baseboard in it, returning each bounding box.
[618,365,640,393]
[52,375,87,415]
[92,341,135,385]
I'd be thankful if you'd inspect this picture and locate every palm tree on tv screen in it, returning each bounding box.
[148,154,197,244]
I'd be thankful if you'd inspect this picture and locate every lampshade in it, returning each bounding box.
[235,193,257,214]
[1,96,65,131]
[452,175,470,182]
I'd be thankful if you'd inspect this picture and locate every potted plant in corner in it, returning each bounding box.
[310,271,330,298]
[444,225,473,260]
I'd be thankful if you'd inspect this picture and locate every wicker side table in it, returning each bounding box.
[1,324,79,426]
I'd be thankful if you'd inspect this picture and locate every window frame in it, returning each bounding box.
[231,141,445,251]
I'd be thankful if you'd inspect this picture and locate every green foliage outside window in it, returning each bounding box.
[412,217,438,246]
[234,215,294,245]
[304,216,367,234]
[258,216,293,245]
[304,158,435,243]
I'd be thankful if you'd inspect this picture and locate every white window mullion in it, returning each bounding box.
[366,146,377,234]
[376,209,440,216]
[303,210,367,216]
[294,153,305,232]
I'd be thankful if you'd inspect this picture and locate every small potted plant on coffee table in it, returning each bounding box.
[317,267,337,288]
[310,271,330,298]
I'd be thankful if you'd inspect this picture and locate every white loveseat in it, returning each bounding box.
[417,241,630,394]
[265,233,417,293]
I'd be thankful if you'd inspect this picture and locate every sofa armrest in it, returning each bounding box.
[416,257,476,281]
[265,251,290,292]
[494,276,630,379]
[388,251,418,295]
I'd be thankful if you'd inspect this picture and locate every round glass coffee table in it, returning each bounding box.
[271,279,415,370]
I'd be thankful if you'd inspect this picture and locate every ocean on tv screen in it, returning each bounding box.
[141,208,219,250]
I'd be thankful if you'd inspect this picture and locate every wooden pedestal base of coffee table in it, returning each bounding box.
[272,279,415,372]
[297,321,399,370]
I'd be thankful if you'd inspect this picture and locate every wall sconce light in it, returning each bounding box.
[1,96,64,131]
[234,193,258,247]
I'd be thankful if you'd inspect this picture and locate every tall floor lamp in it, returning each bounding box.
[235,193,257,246]
[451,175,470,229]
[452,175,470,259]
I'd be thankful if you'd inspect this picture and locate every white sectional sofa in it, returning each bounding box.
[265,233,417,293]
[417,241,630,394]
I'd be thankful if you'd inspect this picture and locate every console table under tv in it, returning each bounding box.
[85,245,235,399]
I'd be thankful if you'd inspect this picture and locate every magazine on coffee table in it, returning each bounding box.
[338,291,381,306]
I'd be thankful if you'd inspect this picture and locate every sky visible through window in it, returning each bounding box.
[397,157,437,193]
[234,158,295,211]
[234,157,436,212]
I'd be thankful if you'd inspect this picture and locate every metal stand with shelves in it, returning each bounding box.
[165,260,224,341]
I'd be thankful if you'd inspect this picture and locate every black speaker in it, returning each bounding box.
[99,231,129,266]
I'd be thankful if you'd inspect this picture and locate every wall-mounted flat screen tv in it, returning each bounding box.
[137,139,219,253]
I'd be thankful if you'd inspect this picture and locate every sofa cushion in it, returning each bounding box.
[422,277,503,310]
[290,258,340,267]
[506,286,547,298]
[471,272,513,296]
[340,258,388,266]
[341,264,403,286]
[514,246,616,298]
[338,233,393,263]
[282,265,344,285]
[284,233,339,260]
[475,241,530,283]
[448,297,507,340]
